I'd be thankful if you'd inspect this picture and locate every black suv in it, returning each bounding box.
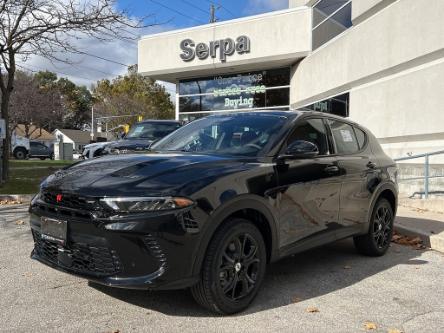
[30,111,398,314]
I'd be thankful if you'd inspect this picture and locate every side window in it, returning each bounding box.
[354,127,366,150]
[286,118,329,155]
[328,120,359,154]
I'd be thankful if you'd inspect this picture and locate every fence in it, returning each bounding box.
[394,149,444,199]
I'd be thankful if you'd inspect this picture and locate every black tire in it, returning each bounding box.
[354,198,394,256]
[191,218,267,314]
[13,148,27,160]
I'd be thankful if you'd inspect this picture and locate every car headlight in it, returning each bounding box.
[100,197,194,212]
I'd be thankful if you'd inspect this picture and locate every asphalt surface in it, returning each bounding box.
[1,204,443,333]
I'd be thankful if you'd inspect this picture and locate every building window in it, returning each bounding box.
[178,68,291,121]
[312,0,352,50]
[301,92,349,117]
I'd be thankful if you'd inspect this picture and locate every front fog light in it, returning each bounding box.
[100,197,194,212]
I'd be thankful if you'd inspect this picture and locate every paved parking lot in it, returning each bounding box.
[1,204,443,333]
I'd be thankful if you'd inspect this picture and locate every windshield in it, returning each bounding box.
[152,113,290,157]
[126,123,180,140]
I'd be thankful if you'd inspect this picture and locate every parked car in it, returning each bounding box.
[81,141,112,159]
[103,120,181,155]
[29,111,398,314]
[11,133,30,160]
[29,141,54,160]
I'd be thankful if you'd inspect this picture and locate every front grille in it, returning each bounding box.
[42,191,97,211]
[33,231,122,277]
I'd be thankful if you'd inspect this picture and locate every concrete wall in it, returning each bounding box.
[352,0,397,24]
[350,58,444,140]
[138,8,311,81]
[289,0,312,7]
[290,0,444,149]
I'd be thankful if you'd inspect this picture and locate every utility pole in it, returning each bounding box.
[210,3,219,23]
[90,106,94,142]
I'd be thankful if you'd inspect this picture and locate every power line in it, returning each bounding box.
[182,0,209,16]
[76,51,131,67]
[32,55,119,77]
[147,0,206,25]
[17,63,93,82]
[203,0,236,18]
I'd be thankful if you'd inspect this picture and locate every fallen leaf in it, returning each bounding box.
[306,306,319,313]
[14,220,25,225]
[392,233,424,248]
[291,297,303,303]
[364,321,377,330]
[388,329,403,333]
[343,265,352,269]
[0,200,22,205]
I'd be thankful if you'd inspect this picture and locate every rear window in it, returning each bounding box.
[328,120,359,154]
[354,127,367,150]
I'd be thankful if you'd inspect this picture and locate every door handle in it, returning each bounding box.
[324,165,339,174]
[367,161,377,169]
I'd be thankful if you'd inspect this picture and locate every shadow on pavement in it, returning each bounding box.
[90,239,428,317]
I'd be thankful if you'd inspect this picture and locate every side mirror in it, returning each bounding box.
[279,140,319,160]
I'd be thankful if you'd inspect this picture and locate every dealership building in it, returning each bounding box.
[138,0,444,160]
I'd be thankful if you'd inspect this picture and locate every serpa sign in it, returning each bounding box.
[180,36,251,63]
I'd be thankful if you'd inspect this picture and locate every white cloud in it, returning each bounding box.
[17,24,177,90]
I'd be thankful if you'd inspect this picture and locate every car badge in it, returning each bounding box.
[56,194,63,203]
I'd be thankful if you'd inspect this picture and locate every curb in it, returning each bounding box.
[0,194,35,203]
[394,221,444,254]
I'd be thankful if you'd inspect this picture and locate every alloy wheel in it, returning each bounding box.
[217,233,260,301]
[372,205,392,249]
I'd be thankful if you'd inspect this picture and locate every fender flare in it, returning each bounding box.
[366,181,398,227]
[191,194,280,276]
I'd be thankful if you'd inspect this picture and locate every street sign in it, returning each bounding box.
[0,119,5,139]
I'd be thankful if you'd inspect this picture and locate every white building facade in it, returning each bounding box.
[138,0,444,160]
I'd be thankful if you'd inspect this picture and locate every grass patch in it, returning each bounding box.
[0,160,75,194]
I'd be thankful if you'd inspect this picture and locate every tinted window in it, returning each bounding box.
[302,93,349,117]
[354,127,366,149]
[328,120,359,154]
[312,0,352,50]
[178,68,291,115]
[286,118,329,155]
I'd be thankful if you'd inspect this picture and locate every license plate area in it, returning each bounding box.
[41,217,67,245]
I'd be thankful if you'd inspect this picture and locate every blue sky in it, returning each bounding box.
[21,0,288,91]
[118,0,288,30]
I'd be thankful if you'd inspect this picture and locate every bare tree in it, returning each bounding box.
[0,0,147,182]
[9,70,64,136]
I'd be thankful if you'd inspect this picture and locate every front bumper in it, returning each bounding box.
[29,199,201,290]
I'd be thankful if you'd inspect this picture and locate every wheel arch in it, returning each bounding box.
[192,195,279,277]
[367,182,398,224]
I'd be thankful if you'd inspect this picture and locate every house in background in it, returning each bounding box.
[52,129,111,159]
[52,129,92,153]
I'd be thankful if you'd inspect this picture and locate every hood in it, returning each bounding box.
[84,142,112,150]
[41,152,254,197]
[107,138,153,152]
